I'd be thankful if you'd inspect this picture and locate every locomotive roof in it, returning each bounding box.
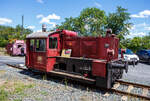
[26,31,57,38]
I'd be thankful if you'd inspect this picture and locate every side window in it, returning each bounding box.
[36,39,46,52]
[49,37,58,49]
[30,39,34,51]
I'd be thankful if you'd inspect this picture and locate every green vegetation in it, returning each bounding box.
[42,74,47,80]
[120,33,150,52]
[0,88,8,101]
[0,25,32,47]
[35,97,42,101]
[57,6,131,38]
[13,98,22,101]
[0,80,34,101]
[57,7,106,36]
[40,91,48,96]
[106,6,131,40]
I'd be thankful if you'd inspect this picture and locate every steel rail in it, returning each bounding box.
[116,80,150,89]
[107,88,150,100]
[6,63,27,71]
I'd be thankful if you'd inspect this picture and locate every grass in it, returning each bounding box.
[0,80,34,101]
[64,78,68,88]
[0,70,6,76]
[35,97,43,101]
[0,88,8,101]
[42,74,47,80]
[0,47,7,55]
[13,99,22,101]
[40,91,49,96]
[0,47,6,51]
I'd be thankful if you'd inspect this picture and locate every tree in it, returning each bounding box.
[120,38,131,49]
[57,6,131,38]
[141,33,150,49]
[57,7,106,36]
[0,25,32,47]
[121,32,150,52]
[106,6,132,40]
[128,37,142,52]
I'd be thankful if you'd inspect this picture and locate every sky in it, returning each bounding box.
[0,0,150,38]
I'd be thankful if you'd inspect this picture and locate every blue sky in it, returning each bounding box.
[0,0,150,38]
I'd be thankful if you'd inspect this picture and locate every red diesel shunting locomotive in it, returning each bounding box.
[25,25,128,89]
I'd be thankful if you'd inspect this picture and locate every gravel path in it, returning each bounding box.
[0,55,150,101]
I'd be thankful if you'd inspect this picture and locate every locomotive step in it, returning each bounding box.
[49,70,96,84]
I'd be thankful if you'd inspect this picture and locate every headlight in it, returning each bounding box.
[136,56,139,60]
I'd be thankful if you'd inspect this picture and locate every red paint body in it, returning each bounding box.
[26,30,119,78]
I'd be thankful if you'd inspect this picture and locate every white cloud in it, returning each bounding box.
[36,29,42,32]
[132,22,150,31]
[0,17,12,25]
[130,10,150,18]
[36,13,60,27]
[128,32,146,38]
[27,26,35,29]
[135,32,146,36]
[94,2,102,8]
[145,27,150,31]
[135,22,147,27]
[36,0,43,3]
[36,14,44,18]
[127,22,150,38]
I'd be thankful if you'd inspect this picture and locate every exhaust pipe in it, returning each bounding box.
[42,24,46,32]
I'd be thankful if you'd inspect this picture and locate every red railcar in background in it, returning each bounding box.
[25,26,128,89]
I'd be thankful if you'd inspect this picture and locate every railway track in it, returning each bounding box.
[108,80,150,100]
[5,63,150,101]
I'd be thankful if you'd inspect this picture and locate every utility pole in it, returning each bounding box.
[21,15,24,35]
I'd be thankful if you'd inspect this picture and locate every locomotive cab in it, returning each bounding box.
[26,32,59,72]
[26,29,77,72]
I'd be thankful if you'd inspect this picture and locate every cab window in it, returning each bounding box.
[36,39,46,52]
[49,37,57,49]
[30,39,34,51]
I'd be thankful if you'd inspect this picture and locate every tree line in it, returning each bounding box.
[0,25,32,47]
[0,6,150,52]
[121,34,150,52]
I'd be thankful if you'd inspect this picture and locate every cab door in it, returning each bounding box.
[28,39,35,67]
[47,35,60,71]
[34,39,47,71]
